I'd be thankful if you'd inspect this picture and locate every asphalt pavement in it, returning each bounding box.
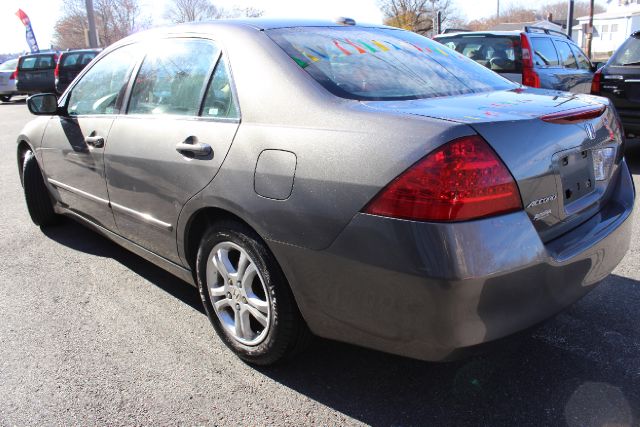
[1,99,640,426]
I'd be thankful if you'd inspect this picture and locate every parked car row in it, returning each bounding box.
[434,27,640,141]
[0,49,100,102]
[434,26,598,94]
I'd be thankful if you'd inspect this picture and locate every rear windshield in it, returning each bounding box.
[61,52,97,68]
[609,35,640,66]
[267,27,515,101]
[436,34,522,73]
[19,55,56,70]
[0,59,18,71]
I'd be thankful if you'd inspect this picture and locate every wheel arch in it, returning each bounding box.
[182,206,265,273]
[17,138,34,186]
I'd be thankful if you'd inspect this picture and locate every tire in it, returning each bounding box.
[196,221,311,365]
[0,95,11,102]
[22,150,59,226]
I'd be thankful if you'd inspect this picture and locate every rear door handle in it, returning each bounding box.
[85,135,104,148]
[175,141,212,157]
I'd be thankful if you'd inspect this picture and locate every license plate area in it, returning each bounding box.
[554,148,596,206]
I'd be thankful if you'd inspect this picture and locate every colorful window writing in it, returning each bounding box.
[267,27,515,101]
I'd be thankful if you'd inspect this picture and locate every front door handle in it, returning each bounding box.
[85,135,104,148]
[175,141,212,157]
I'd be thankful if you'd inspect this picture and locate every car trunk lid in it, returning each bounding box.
[362,88,624,241]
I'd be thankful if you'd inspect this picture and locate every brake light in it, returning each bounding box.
[591,68,602,95]
[520,34,540,88]
[10,67,17,80]
[540,105,606,124]
[363,135,523,222]
[54,61,59,78]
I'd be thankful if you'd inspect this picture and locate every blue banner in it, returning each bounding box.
[16,9,40,53]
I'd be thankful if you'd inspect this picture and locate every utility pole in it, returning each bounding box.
[567,0,574,38]
[85,0,99,48]
[585,0,594,58]
[497,0,500,18]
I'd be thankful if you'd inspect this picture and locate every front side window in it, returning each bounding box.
[202,56,239,119]
[68,44,141,116]
[555,41,578,69]
[268,27,515,101]
[530,38,559,67]
[128,39,220,116]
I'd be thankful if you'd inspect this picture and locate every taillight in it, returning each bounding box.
[9,68,17,80]
[522,68,540,88]
[363,135,523,222]
[520,34,540,88]
[54,62,59,78]
[591,68,602,95]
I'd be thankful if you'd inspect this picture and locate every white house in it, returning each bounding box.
[573,0,640,58]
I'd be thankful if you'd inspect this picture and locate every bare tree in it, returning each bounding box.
[379,0,459,35]
[164,0,264,23]
[164,0,222,23]
[540,0,605,21]
[52,0,149,49]
[467,5,537,30]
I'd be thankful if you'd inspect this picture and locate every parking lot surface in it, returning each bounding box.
[1,99,640,426]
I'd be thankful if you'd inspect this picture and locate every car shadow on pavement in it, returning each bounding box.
[41,218,204,314]
[40,213,640,426]
[256,273,640,426]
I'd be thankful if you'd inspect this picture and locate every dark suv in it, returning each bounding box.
[55,49,101,94]
[591,31,640,138]
[434,27,596,93]
[16,52,58,95]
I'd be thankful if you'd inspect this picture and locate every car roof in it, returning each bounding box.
[61,49,101,55]
[20,52,57,58]
[176,18,389,31]
[435,28,573,41]
[435,30,522,38]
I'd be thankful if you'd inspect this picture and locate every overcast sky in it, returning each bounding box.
[1,0,536,53]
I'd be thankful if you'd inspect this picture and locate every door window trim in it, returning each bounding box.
[58,43,145,118]
[122,36,241,124]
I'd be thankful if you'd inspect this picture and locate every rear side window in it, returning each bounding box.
[570,44,591,70]
[268,28,515,101]
[435,35,522,73]
[80,53,97,66]
[202,56,239,119]
[68,44,141,116]
[530,38,559,67]
[555,41,577,69]
[61,53,81,67]
[128,39,220,116]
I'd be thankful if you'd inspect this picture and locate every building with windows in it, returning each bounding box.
[573,0,640,59]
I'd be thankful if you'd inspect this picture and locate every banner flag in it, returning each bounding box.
[15,9,40,53]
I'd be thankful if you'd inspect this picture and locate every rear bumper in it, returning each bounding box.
[271,160,635,361]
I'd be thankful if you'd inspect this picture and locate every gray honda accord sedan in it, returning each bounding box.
[18,19,634,365]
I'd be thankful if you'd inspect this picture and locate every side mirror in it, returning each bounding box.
[27,93,59,116]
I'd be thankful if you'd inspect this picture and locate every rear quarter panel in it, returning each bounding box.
[175,25,473,262]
